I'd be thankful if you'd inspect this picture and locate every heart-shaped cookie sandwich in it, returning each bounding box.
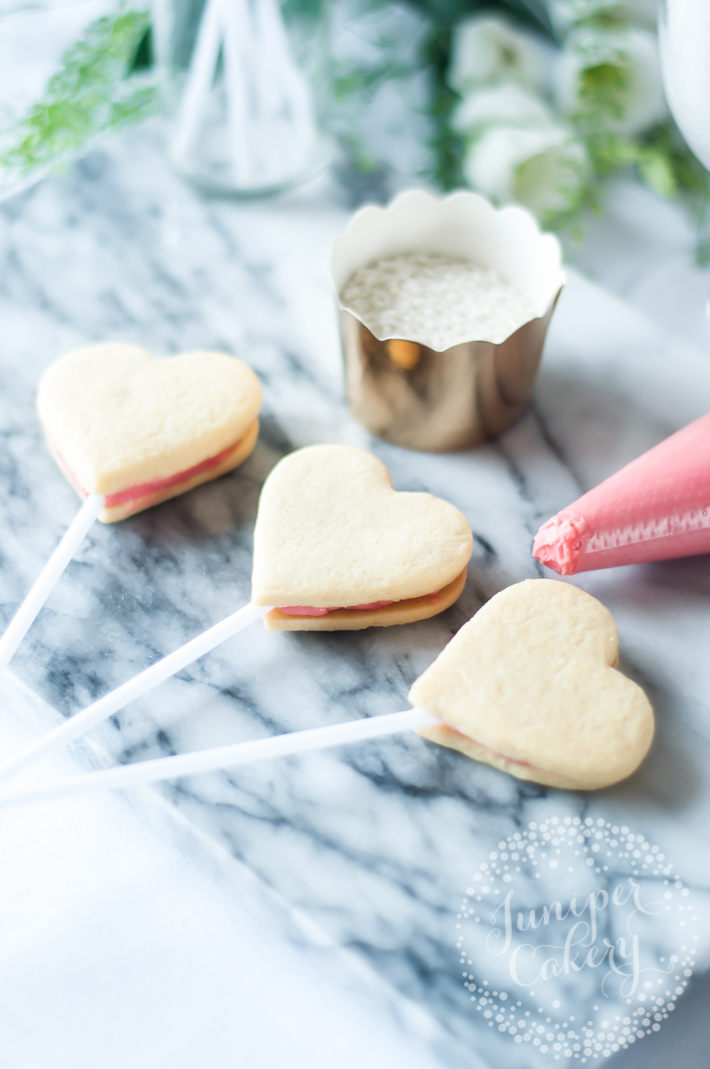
[251,444,473,630]
[410,579,654,789]
[37,343,262,522]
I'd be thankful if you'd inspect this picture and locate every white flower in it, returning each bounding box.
[555,27,667,135]
[549,0,658,33]
[452,83,554,137]
[464,125,588,217]
[448,16,543,94]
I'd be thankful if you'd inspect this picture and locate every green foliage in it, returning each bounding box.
[416,2,554,192]
[566,2,629,32]
[400,1,557,194]
[333,60,414,101]
[640,121,710,264]
[335,0,710,257]
[331,20,420,175]
[568,29,710,246]
[131,25,153,71]
[404,0,555,37]
[576,61,629,123]
[282,0,326,26]
[423,23,466,190]
[638,150,675,198]
[0,8,157,180]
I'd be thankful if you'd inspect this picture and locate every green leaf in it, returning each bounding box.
[0,8,157,180]
[638,152,677,199]
[422,23,465,190]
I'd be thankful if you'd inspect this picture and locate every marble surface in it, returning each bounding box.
[4,125,710,1068]
[0,678,457,1069]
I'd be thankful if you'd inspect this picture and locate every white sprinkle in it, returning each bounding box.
[341,252,536,350]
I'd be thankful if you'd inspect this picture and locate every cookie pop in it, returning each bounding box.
[411,579,654,790]
[0,444,472,787]
[533,412,710,575]
[0,581,654,807]
[0,343,263,671]
[251,445,472,628]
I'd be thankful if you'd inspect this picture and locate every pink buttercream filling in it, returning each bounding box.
[280,600,395,617]
[52,438,242,507]
[445,725,534,770]
[104,442,239,506]
[279,588,445,617]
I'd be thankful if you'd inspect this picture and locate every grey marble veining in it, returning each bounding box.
[2,124,710,1068]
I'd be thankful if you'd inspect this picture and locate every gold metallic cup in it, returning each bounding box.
[331,191,565,453]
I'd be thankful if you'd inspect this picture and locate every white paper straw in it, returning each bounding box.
[0,493,104,672]
[0,708,439,807]
[259,0,316,148]
[0,600,272,787]
[252,0,314,182]
[221,0,256,187]
[241,0,284,183]
[171,0,224,163]
[171,0,318,189]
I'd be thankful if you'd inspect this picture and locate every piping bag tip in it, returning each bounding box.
[532,512,587,577]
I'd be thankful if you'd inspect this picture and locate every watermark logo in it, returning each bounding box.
[456,817,697,1061]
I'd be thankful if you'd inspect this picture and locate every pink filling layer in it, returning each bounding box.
[280,600,395,617]
[484,746,533,770]
[104,442,240,506]
[53,438,241,508]
[446,725,534,770]
[279,588,445,617]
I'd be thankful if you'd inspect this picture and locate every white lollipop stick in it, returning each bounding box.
[259,0,316,144]
[171,0,224,163]
[0,493,104,672]
[221,0,257,187]
[0,708,438,808]
[253,0,317,182]
[0,600,272,786]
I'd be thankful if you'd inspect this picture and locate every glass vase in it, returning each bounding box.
[152,0,331,196]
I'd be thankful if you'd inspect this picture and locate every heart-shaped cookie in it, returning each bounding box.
[37,343,262,522]
[410,579,654,789]
[251,444,473,630]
